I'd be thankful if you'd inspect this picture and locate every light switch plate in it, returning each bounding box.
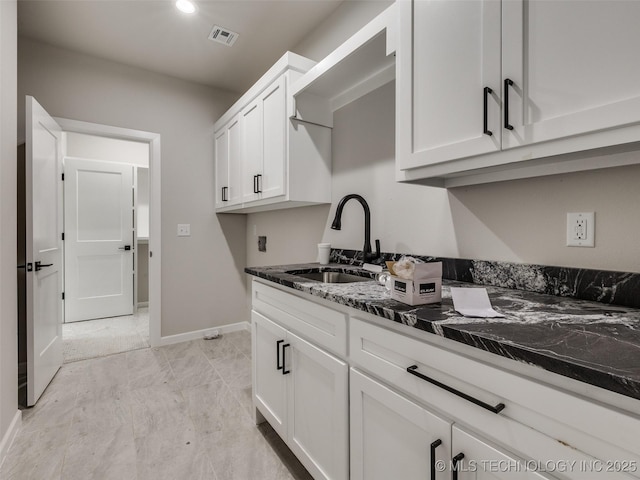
[177,224,191,237]
[566,212,594,247]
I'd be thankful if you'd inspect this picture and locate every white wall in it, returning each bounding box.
[247,0,640,274]
[0,0,19,458]
[18,37,248,337]
[66,132,149,167]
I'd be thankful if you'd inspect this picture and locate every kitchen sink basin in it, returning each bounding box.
[289,271,373,284]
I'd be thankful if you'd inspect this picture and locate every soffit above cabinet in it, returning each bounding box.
[291,3,397,128]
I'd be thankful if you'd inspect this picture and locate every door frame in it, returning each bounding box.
[55,117,161,347]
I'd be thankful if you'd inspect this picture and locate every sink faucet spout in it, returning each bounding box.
[330,194,380,262]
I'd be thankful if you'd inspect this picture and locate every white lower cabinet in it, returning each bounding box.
[451,426,552,480]
[252,309,348,480]
[251,280,640,480]
[350,368,452,480]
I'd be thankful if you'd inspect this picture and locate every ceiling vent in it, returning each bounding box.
[208,26,239,47]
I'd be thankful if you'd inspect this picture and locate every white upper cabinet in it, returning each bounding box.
[397,0,640,187]
[502,0,640,150]
[214,52,331,214]
[397,0,501,170]
[215,114,243,208]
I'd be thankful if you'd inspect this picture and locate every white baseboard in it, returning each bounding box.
[158,321,250,347]
[0,410,22,469]
[137,301,149,308]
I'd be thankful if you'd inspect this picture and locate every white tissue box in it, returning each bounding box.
[390,262,442,306]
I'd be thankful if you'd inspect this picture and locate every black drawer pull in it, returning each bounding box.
[483,87,493,136]
[452,453,465,480]
[504,78,514,130]
[407,365,505,414]
[276,339,284,370]
[282,343,290,375]
[430,439,442,480]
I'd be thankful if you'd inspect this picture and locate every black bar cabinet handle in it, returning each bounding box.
[222,186,228,202]
[430,439,442,480]
[253,175,257,194]
[282,343,290,375]
[483,87,493,136]
[452,453,465,480]
[256,174,262,193]
[407,365,505,414]
[276,340,284,370]
[504,78,514,130]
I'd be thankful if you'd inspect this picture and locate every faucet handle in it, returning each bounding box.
[374,239,381,259]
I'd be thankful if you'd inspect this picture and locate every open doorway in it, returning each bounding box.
[61,132,150,362]
[56,118,161,360]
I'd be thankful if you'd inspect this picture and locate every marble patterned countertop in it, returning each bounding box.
[245,262,640,402]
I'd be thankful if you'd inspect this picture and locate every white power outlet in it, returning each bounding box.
[566,212,595,247]
[177,224,191,237]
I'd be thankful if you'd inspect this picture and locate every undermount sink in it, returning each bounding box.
[289,270,373,284]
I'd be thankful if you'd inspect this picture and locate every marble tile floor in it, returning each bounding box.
[62,308,150,363]
[2,330,313,480]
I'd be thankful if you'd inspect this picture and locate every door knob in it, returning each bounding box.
[34,261,53,271]
[118,245,132,251]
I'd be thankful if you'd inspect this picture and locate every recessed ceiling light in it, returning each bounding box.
[176,0,196,14]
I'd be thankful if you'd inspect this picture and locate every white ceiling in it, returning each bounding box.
[17,0,344,94]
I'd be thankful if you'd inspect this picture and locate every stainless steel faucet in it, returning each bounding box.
[330,194,380,263]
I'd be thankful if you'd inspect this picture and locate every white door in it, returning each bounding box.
[502,0,640,150]
[452,426,553,480]
[242,100,263,203]
[396,0,501,170]
[350,368,452,480]
[261,76,286,199]
[214,128,229,209]
[227,116,243,206]
[287,330,349,480]
[25,96,64,406]
[252,311,288,440]
[64,157,134,322]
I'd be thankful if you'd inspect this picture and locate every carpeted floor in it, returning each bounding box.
[62,308,150,363]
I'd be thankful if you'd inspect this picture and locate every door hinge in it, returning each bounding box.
[61,173,64,181]
[61,232,65,241]
[62,292,65,300]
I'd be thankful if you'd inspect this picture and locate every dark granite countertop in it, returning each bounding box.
[245,262,640,402]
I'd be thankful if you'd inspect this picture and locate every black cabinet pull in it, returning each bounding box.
[407,365,505,414]
[430,439,442,480]
[282,343,290,375]
[276,339,284,370]
[256,174,262,193]
[504,78,514,130]
[34,261,53,271]
[452,453,465,480]
[483,87,493,136]
[222,186,228,202]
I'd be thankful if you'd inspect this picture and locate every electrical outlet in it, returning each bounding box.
[177,224,191,237]
[566,212,594,247]
[258,236,267,252]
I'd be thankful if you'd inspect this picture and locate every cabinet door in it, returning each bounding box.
[397,0,501,171]
[350,369,452,480]
[214,127,228,209]
[502,0,640,150]
[227,115,243,205]
[287,331,349,480]
[260,76,286,199]
[242,100,263,203]
[252,311,288,440]
[451,426,553,480]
